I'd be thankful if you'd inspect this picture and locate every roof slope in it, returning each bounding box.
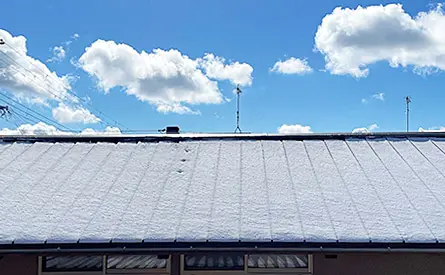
[2,135,445,245]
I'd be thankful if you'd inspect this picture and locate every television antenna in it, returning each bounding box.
[405,96,411,132]
[234,85,242,133]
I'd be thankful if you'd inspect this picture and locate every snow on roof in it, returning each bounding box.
[2,133,445,245]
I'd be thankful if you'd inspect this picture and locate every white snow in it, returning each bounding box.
[1,137,445,244]
[348,139,435,242]
[283,140,337,242]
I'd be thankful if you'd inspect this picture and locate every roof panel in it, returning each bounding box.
[1,136,445,245]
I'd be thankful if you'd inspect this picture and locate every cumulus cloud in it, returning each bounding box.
[270,57,313,75]
[198,53,253,86]
[372,92,385,101]
[52,103,101,124]
[47,46,66,63]
[352,123,379,133]
[0,122,121,135]
[315,4,445,77]
[79,40,228,114]
[156,103,200,115]
[0,29,72,103]
[278,124,313,134]
[418,126,445,132]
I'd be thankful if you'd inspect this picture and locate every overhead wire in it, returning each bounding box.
[1,42,129,130]
[0,91,77,132]
[0,53,98,131]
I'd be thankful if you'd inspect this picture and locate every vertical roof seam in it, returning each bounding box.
[111,142,159,240]
[238,141,243,241]
[78,143,140,240]
[45,143,117,240]
[388,139,445,214]
[0,142,14,159]
[175,142,202,240]
[430,140,445,162]
[0,142,33,174]
[2,143,76,223]
[323,140,371,242]
[206,141,222,241]
[408,140,445,180]
[28,143,98,240]
[0,143,54,195]
[143,143,182,240]
[260,141,274,241]
[302,140,339,241]
[282,141,306,241]
[365,138,437,242]
[344,139,404,242]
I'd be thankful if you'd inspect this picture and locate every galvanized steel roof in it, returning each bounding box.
[1,134,445,245]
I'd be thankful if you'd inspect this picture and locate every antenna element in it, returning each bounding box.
[405,96,411,132]
[234,85,242,133]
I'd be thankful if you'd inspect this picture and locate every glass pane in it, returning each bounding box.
[184,253,244,270]
[247,254,308,268]
[107,255,168,269]
[42,256,103,272]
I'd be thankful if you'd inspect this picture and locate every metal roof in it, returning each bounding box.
[2,133,445,248]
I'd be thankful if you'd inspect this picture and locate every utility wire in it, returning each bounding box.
[2,42,129,130]
[0,91,77,132]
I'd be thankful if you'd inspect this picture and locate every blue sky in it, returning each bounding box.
[1,0,445,134]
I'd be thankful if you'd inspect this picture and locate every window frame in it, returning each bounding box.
[105,255,171,274]
[38,256,104,275]
[39,255,172,275]
[245,254,313,274]
[180,254,248,275]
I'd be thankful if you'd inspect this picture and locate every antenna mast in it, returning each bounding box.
[234,85,242,133]
[405,96,411,132]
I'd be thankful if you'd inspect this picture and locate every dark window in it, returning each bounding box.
[184,253,244,270]
[107,255,168,269]
[247,254,308,268]
[42,256,103,272]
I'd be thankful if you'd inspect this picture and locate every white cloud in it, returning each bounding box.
[156,103,200,115]
[418,126,445,132]
[79,40,226,114]
[80,126,121,135]
[198,53,253,86]
[72,33,80,40]
[352,123,379,133]
[270,57,313,75]
[0,29,72,103]
[52,103,101,124]
[372,92,385,101]
[47,46,66,63]
[315,4,445,77]
[0,122,120,135]
[278,124,313,134]
[361,98,367,104]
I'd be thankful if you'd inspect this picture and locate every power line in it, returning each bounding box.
[1,42,129,130]
[0,54,107,130]
[0,91,77,132]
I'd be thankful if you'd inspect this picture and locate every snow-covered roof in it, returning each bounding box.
[2,133,445,246]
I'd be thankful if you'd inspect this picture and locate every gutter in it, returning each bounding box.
[2,244,445,254]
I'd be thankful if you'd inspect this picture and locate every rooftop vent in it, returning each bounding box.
[165,126,180,134]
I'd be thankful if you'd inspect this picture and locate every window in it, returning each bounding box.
[183,253,245,271]
[246,254,312,273]
[106,255,170,273]
[40,256,103,273]
[39,255,171,274]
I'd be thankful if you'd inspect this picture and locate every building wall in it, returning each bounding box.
[313,252,445,275]
[0,254,37,275]
[1,253,445,275]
